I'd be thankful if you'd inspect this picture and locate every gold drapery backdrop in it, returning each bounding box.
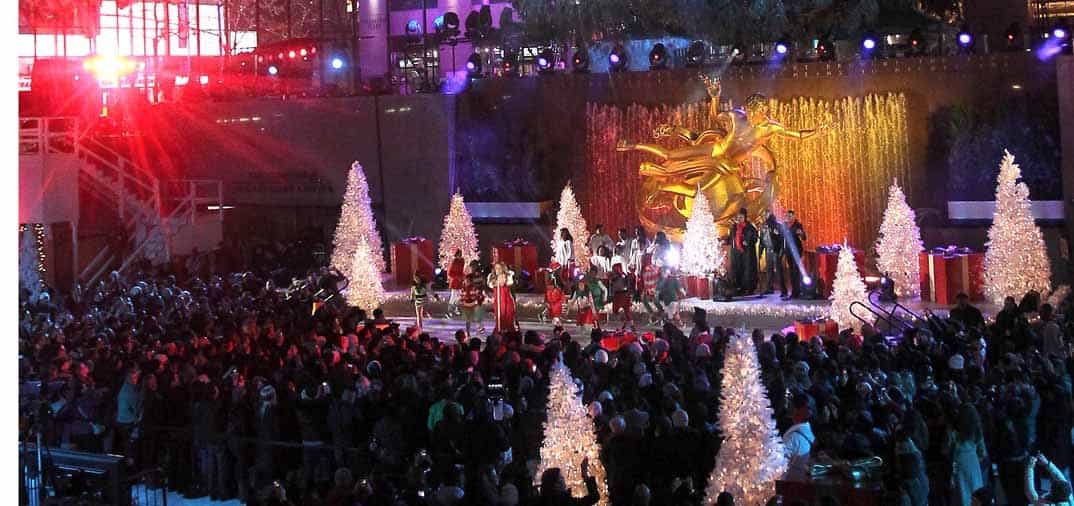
[583,93,911,252]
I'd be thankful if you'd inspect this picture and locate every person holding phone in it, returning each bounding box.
[1026,452,1074,505]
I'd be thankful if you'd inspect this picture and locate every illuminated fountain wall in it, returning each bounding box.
[585,93,911,250]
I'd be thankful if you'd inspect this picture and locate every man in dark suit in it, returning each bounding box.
[783,210,807,299]
[728,208,758,296]
[759,209,785,296]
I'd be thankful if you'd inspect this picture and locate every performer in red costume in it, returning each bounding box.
[487,262,517,333]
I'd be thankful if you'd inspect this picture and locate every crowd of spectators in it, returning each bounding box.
[17,250,1074,506]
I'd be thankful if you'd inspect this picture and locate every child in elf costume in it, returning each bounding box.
[459,277,486,336]
[543,274,566,327]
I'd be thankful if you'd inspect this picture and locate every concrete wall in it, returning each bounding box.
[1059,55,1074,267]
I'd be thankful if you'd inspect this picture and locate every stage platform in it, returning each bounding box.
[375,285,997,342]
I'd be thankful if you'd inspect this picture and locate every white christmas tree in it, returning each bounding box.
[704,332,788,506]
[681,188,726,277]
[345,239,386,313]
[19,227,41,300]
[330,162,385,274]
[437,191,481,271]
[552,183,591,270]
[829,242,868,332]
[536,358,609,506]
[875,178,924,298]
[983,150,1052,304]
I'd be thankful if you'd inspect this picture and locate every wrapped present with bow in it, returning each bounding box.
[808,245,866,298]
[793,317,839,342]
[683,275,712,299]
[391,237,435,285]
[918,247,984,305]
[493,238,539,292]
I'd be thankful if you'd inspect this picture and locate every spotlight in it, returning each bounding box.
[685,40,707,67]
[466,52,482,77]
[608,44,628,72]
[817,37,835,61]
[443,12,460,31]
[1005,23,1021,50]
[878,273,897,302]
[663,246,680,267]
[406,19,421,35]
[862,37,876,50]
[537,48,554,74]
[434,15,445,32]
[299,48,307,56]
[909,29,925,54]
[288,50,297,59]
[649,43,669,70]
[267,65,279,76]
[1054,27,1068,40]
[775,42,789,55]
[331,57,344,70]
[464,11,481,39]
[957,27,973,52]
[571,48,590,72]
[501,52,519,77]
[803,275,812,286]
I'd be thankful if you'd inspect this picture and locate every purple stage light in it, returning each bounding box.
[1054,28,1068,39]
[958,32,972,46]
[862,38,876,50]
[609,53,620,64]
[775,43,788,55]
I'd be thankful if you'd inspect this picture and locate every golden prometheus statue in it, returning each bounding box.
[616,75,829,238]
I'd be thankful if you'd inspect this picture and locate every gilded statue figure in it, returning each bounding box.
[617,75,829,238]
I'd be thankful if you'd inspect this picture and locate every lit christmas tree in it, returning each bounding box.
[829,242,868,332]
[536,358,609,506]
[19,227,41,300]
[875,178,924,298]
[330,162,385,274]
[437,191,480,271]
[681,188,726,277]
[552,183,591,270]
[983,150,1051,304]
[704,332,787,506]
[345,238,386,313]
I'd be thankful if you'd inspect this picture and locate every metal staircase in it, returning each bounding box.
[19,117,223,287]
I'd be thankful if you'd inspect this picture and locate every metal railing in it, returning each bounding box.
[19,116,225,287]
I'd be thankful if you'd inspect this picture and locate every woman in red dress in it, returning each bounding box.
[487,262,517,333]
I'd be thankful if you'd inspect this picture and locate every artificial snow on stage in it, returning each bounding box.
[371,286,990,341]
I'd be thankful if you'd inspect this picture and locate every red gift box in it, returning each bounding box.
[599,332,637,352]
[492,238,539,292]
[809,247,866,298]
[793,318,839,342]
[684,275,712,299]
[918,250,984,305]
[391,237,435,285]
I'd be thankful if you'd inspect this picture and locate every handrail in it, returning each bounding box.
[867,291,916,331]
[849,301,895,330]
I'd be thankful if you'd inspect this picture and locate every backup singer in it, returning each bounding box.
[728,208,758,296]
[759,209,786,297]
